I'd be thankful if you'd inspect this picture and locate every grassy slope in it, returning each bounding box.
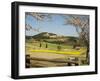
[26,41,86,55]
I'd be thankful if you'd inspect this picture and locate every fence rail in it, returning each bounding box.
[25,55,81,68]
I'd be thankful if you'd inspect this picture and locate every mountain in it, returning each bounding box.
[26,32,78,40]
[26,32,79,45]
[32,32,62,39]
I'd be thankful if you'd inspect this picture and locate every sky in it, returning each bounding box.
[25,13,80,37]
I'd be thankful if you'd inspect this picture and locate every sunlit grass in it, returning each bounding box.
[26,41,87,55]
[29,48,86,55]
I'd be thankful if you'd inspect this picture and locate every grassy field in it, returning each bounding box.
[25,39,88,68]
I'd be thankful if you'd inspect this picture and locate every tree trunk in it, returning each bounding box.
[86,47,89,65]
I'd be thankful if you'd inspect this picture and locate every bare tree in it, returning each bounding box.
[26,12,51,21]
[25,24,41,32]
[65,15,89,64]
[25,12,52,32]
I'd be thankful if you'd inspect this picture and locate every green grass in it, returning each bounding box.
[26,41,73,50]
[30,49,86,55]
[26,40,87,56]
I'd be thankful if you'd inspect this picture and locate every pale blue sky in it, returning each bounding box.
[25,13,79,37]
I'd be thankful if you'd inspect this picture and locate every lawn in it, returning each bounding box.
[26,41,87,55]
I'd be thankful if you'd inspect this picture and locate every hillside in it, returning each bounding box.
[26,32,79,45]
[32,32,63,39]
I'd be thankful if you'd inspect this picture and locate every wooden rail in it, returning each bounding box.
[25,55,79,68]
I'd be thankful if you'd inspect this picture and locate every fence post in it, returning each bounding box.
[25,55,30,68]
[67,62,72,66]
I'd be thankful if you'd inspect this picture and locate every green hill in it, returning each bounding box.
[26,32,79,46]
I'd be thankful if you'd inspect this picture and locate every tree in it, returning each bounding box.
[65,15,89,64]
[45,43,48,48]
[25,12,52,32]
[26,12,51,21]
[68,37,77,46]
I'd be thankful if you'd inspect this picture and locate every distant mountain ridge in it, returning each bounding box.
[26,32,79,45]
[31,32,65,39]
[26,32,79,41]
